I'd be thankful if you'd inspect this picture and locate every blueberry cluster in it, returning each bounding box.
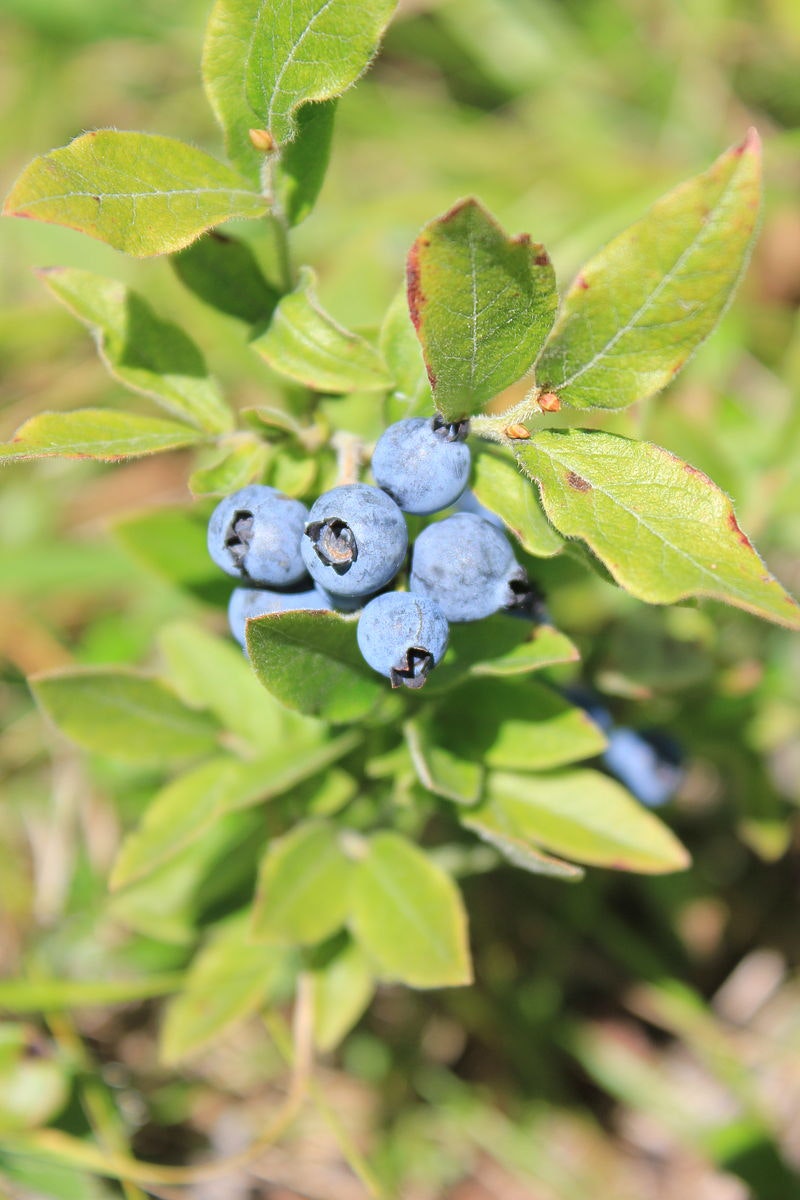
[207,416,538,689]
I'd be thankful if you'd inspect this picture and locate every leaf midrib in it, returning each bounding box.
[520,437,767,607]
[552,157,747,392]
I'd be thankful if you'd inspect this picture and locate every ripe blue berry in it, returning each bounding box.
[372,416,471,515]
[228,584,332,647]
[208,485,308,586]
[301,484,408,597]
[357,592,449,689]
[409,512,532,622]
[603,727,684,808]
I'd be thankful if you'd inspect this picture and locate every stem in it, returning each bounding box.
[260,150,294,294]
[272,212,294,294]
[9,976,315,1189]
[331,431,364,485]
[264,1012,389,1200]
[471,394,543,443]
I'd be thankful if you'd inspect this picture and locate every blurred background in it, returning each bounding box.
[1,0,800,1196]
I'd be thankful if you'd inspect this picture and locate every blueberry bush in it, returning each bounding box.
[1,1,800,1196]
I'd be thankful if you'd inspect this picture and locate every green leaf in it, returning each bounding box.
[480,769,691,873]
[40,268,233,434]
[159,621,332,749]
[247,610,384,723]
[172,231,279,324]
[380,289,433,423]
[469,623,579,677]
[429,678,606,773]
[0,410,205,462]
[252,821,354,945]
[264,440,319,496]
[251,267,392,392]
[30,669,219,763]
[404,717,484,805]
[407,198,558,420]
[113,503,229,606]
[471,444,562,557]
[110,756,272,889]
[460,810,584,881]
[310,938,374,1052]
[536,131,762,409]
[0,974,183,1012]
[350,832,472,988]
[110,807,264,945]
[273,100,337,226]
[202,0,396,182]
[300,768,357,817]
[160,913,294,1064]
[188,437,270,497]
[426,615,579,694]
[3,131,266,256]
[515,429,800,629]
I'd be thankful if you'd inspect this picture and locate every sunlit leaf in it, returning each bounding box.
[472,444,562,557]
[252,821,354,944]
[405,717,484,805]
[350,832,472,988]
[160,913,295,1064]
[480,769,691,873]
[461,809,584,880]
[188,438,270,496]
[3,131,266,256]
[203,0,396,181]
[537,132,761,409]
[0,410,204,462]
[428,677,606,773]
[251,266,392,392]
[30,669,219,762]
[407,198,558,420]
[515,429,800,629]
[310,937,374,1051]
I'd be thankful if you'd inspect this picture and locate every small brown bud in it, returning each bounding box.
[538,392,561,413]
[504,424,531,440]
[248,128,276,153]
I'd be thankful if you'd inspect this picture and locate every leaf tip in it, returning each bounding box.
[736,126,761,158]
[438,196,481,224]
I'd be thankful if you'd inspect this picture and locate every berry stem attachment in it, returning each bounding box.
[390,647,434,690]
[306,518,358,570]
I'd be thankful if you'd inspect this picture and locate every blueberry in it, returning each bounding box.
[372,416,471,515]
[301,484,408,597]
[357,592,449,689]
[409,512,532,622]
[602,727,684,807]
[208,485,308,586]
[228,584,332,647]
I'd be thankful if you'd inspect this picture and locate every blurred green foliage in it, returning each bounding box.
[1,0,800,1196]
